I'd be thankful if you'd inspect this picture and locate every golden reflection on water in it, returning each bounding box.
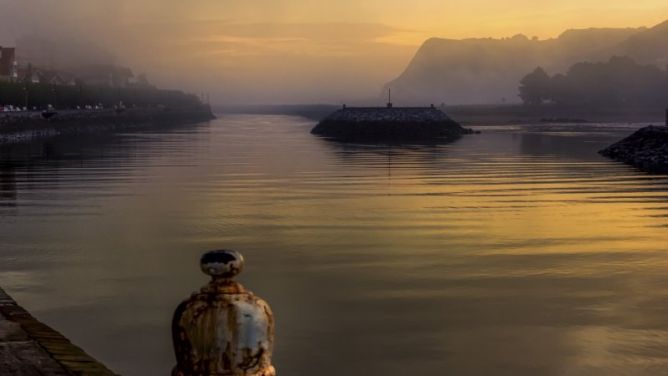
[1,116,668,375]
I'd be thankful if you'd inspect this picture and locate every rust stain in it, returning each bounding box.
[172,250,275,376]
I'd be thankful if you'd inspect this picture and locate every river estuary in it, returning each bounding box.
[1,115,668,375]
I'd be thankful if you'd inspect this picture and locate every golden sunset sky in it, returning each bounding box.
[1,0,668,103]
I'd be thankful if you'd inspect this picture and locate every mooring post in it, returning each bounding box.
[172,250,275,376]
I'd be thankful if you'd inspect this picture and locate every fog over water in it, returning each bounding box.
[1,1,667,104]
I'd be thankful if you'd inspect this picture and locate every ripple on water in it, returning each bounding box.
[0,117,668,375]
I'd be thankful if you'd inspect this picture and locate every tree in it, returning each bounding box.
[519,67,551,105]
[520,57,668,108]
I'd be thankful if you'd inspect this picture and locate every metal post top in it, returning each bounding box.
[173,250,276,376]
[200,249,244,280]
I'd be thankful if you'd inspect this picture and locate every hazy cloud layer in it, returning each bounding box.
[1,1,667,104]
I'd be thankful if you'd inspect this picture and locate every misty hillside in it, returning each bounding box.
[610,20,668,65]
[384,22,667,105]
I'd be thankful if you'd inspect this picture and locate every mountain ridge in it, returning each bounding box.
[384,21,666,105]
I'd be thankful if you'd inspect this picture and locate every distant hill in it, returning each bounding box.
[609,21,668,66]
[384,22,668,105]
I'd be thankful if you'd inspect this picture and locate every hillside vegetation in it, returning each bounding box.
[386,20,668,105]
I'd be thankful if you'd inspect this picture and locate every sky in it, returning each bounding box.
[1,0,668,104]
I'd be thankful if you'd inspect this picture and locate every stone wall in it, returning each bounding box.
[0,287,118,375]
[0,105,215,144]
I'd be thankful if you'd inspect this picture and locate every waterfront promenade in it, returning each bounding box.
[0,106,215,144]
[0,287,116,375]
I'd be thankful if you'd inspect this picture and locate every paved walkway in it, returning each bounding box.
[0,288,117,375]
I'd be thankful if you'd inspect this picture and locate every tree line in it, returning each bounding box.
[519,56,668,107]
[0,82,203,110]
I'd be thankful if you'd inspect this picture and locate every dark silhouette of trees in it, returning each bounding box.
[0,82,202,109]
[519,67,551,105]
[519,56,668,107]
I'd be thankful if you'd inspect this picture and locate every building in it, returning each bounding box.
[16,65,40,84]
[15,36,56,70]
[75,65,134,88]
[3,42,143,89]
[36,70,77,86]
[0,47,17,82]
[12,65,77,86]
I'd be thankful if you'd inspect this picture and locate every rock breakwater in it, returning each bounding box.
[311,107,472,142]
[600,125,668,173]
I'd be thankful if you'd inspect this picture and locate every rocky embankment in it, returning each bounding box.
[600,125,668,172]
[0,105,215,144]
[311,107,473,142]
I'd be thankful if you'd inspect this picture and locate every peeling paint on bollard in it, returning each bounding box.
[172,250,275,376]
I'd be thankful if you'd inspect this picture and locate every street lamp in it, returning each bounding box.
[23,84,29,110]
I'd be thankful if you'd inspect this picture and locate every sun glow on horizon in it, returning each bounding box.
[1,0,668,103]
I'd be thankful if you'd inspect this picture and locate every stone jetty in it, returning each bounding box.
[600,125,668,173]
[0,287,117,375]
[311,106,472,142]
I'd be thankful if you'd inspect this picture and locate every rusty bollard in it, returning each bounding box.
[172,250,276,376]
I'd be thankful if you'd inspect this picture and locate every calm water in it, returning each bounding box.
[2,115,668,375]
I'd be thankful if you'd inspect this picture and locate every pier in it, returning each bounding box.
[0,250,274,375]
[0,287,117,375]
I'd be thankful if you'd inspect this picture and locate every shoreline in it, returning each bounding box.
[0,105,215,144]
[0,287,117,375]
[600,125,668,173]
[217,104,667,125]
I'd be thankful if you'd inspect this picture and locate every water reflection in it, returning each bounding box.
[0,164,17,205]
[1,116,668,375]
[315,138,458,181]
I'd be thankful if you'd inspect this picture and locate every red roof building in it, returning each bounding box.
[0,47,17,80]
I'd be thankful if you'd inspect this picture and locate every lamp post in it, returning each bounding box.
[51,85,56,110]
[23,84,28,110]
